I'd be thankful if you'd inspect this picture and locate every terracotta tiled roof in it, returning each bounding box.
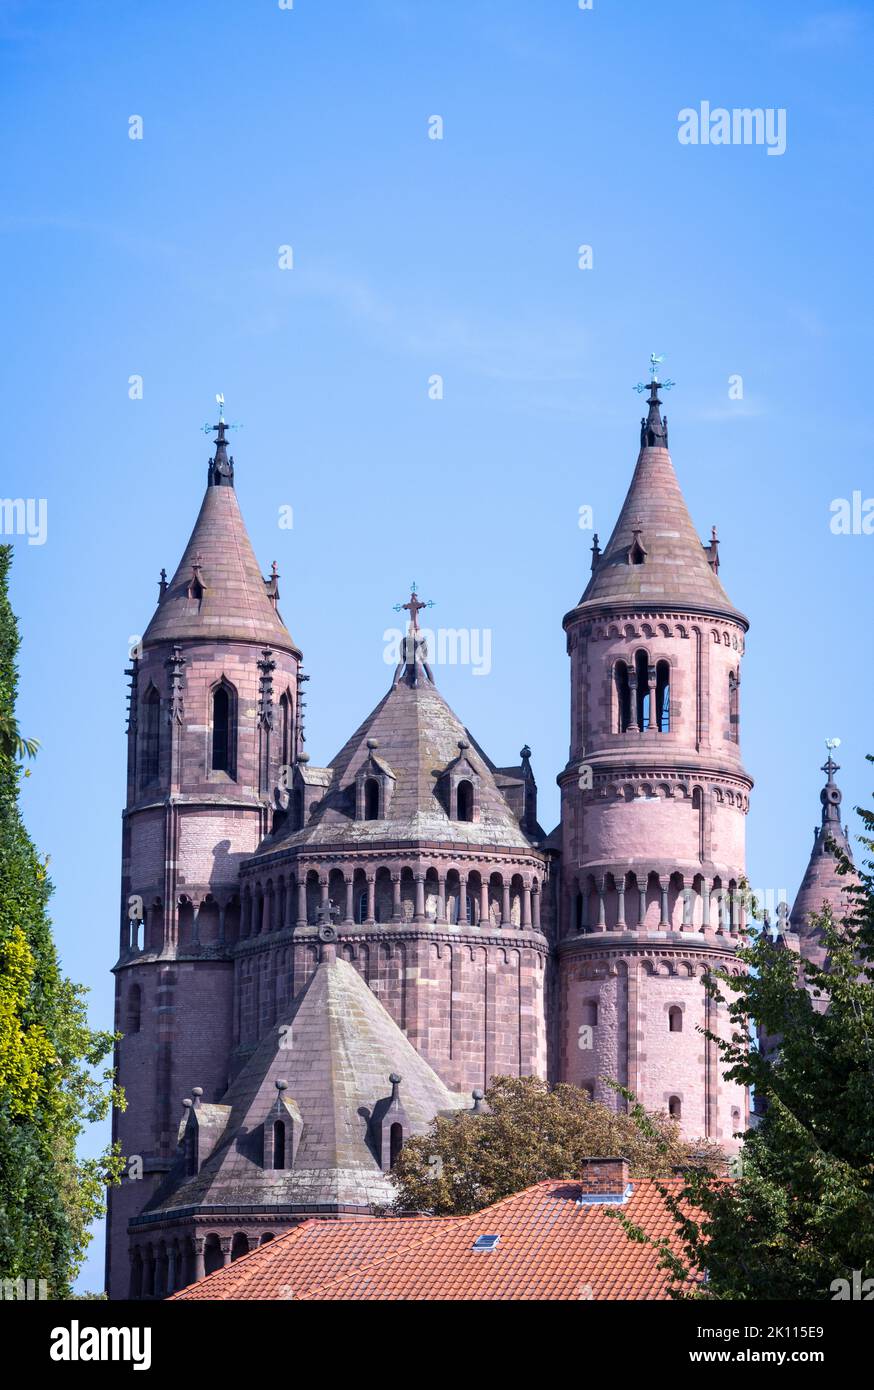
[171,1175,695,1301]
[142,482,299,652]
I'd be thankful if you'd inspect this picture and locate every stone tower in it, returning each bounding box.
[106,417,303,1298]
[556,373,751,1144]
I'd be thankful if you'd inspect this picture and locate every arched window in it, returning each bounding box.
[273,1121,286,1171]
[581,1000,598,1027]
[389,1122,403,1169]
[357,891,368,924]
[668,1095,682,1119]
[126,984,142,1035]
[211,683,236,775]
[656,660,670,732]
[731,1106,741,1130]
[142,687,160,784]
[635,651,650,730]
[668,1006,683,1033]
[728,671,739,742]
[615,660,631,732]
[231,1233,249,1262]
[279,691,293,767]
[457,780,474,822]
[364,778,380,821]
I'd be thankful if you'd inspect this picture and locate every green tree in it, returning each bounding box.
[0,545,124,1297]
[613,783,874,1300]
[390,1073,724,1216]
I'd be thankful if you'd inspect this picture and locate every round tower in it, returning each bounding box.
[106,412,303,1297]
[557,368,751,1146]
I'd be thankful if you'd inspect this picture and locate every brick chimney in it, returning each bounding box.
[578,1157,630,1195]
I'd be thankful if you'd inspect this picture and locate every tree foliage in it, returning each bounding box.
[0,545,124,1297]
[614,776,874,1299]
[390,1073,725,1216]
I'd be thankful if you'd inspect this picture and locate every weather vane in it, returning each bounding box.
[634,353,676,393]
[201,393,243,435]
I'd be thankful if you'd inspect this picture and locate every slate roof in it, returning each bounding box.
[141,955,468,1219]
[171,1175,698,1300]
[260,674,539,854]
[142,478,298,652]
[570,392,746,625]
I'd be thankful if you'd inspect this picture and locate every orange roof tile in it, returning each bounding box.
[171,1178,697,1301]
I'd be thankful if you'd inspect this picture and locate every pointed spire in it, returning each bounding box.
[789,741,857,962]
[141,414,299,654]
[571,359,746,623]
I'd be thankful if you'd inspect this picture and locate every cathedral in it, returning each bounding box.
[106,371,852,1299]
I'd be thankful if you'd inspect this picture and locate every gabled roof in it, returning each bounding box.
[569,385,746,626]
[261,675,538,853]
[142,955,467,1218]
[142,465,298,653]
[171,1174,696,1301]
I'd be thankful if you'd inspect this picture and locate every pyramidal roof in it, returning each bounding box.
[144,954,467,1216]
[789,752,858,967]
[142,421,298,653]
[571,381,746,625]
[265,669,536,853]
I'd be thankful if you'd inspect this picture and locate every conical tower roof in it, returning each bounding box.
[144,953,467,1215]
[142,419,299,653]
[570,380,746,625]
[789,750,857,967]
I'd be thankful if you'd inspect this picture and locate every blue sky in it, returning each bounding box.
[2,0,872,1292]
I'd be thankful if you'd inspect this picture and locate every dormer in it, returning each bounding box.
[370,1073,412,1171]
[292,755,333,829]
[179,1088,231,1177]
[355,738,396,821]
[262,1080,302,1171]
[442,739,482,822]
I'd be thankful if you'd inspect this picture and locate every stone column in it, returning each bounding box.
[596,876,607,930]
[532,884,541,932]
[219,1237,232,1269]
[366,873,376,925]
[391,873,402,923]
[284,880,295,930]
[166,1244,177,1295]
[501,881,512,928]
[319,876,329,912]
[659,877,670,928]
[701,878,711,930]
[522,880,532,929]
[194,1237,205,1283]
[616,875,626,928]
[261,890,271,935]
[479,879,489,928]
[344,875,355,925]
[296,876,307,927]
[636,874,647,927]
[414,873,426,924]
[436,873,446,923]
[628,672,639,732]
[154,1247,166,1300]
[647,665,658,732]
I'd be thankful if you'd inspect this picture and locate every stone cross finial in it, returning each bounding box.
[394,583,433,632]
